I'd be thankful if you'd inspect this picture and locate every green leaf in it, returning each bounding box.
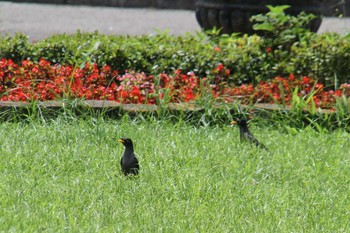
[266,5,291,14]
[251,15,267,22]
[253,23,275,31]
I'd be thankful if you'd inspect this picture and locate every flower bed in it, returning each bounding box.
[0,58,348,109]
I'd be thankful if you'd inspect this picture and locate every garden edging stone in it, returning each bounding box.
[0,100,334,115]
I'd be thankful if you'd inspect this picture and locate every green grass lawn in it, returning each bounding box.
[0,117,349,232]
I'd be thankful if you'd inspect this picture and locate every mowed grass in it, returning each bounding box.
[0,118,349,232]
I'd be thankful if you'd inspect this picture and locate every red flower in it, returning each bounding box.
[0,58,346,108]
[217,64,224,72]
[214,46,221,52]
[302,76,310,85]
[334,89,343,97]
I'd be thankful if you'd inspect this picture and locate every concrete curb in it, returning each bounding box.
[0,100,335,115]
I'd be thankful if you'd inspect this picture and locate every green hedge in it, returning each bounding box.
[1,30,350,88]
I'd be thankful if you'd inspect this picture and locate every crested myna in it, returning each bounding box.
[231,119,267,149]
[118,138,140,176]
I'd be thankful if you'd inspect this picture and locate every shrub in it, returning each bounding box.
[1,9,350,87]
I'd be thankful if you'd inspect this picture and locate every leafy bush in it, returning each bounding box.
[251,5,317,51]
[291,33,350,89]
[1,8,350,88]
[0,34,32,63]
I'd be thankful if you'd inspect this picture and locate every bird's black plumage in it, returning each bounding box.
[231,119,267,149]
[118,138,139,176]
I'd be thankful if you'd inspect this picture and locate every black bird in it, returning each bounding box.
[231,119,267,149]
[118,138,140,176]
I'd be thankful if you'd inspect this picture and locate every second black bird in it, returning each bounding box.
[118,138,140,176]
[231,119,267,149]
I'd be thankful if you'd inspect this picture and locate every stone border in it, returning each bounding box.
[0,100,334,114]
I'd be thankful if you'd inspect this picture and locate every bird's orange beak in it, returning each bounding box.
[118,139,124,143]
[230,121,237,125]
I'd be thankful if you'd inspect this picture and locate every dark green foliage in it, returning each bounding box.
[291,33,350,89]
[1,30,350,88]
[1,8,350,88]
[0,34,31,63]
